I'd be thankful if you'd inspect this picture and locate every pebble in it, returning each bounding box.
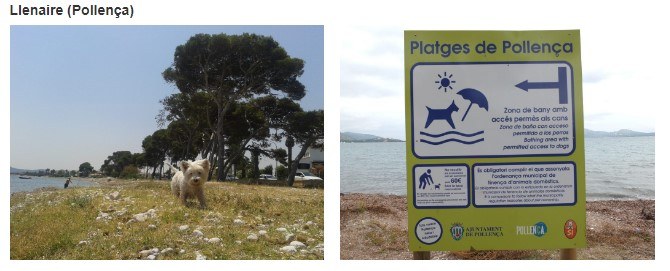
[78,241,88,245]
[108,191,121,200]
[147,255,156,260]
[285,233,296,242]
[139,250,152,257]
[280,246,297,253]
[247,234,258,241]
[179,249,186,254]
[161,248,175,255]
[192,230,204,237]
[276,227,287,233]
[179,225,189,231]
[290,241,306,249]
[148,224,157,230]
[208,237,221,244]
[134,213,147,222]
[233,219,244,225]
[195,251,207,260]
[258,230,267,236]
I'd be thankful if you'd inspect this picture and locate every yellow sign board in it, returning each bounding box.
[405,30,585,250]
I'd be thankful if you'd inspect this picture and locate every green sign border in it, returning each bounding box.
[405,30,586,251]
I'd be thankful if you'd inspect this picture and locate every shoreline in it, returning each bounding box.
[341,193,654,260]
[339,192,655,202]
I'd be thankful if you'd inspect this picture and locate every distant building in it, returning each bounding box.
[299,148,324,178]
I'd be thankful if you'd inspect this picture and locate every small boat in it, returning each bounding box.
[19,176,32,179]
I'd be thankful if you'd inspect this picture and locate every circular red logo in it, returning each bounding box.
[564,219,577,239]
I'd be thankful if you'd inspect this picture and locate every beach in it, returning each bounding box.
[340,193,654,260]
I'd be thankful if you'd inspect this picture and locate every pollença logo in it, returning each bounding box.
[516,222,547,237]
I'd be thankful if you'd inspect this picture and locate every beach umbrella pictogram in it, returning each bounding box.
[457,88,489,121]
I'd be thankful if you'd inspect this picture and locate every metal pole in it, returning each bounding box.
[413,251,431,260]
[560,248,577,260]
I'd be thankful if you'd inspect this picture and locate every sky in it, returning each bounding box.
[10,25,324,170]
[340,5,662,141]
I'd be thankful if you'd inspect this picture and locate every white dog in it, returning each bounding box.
[167,159,210,209]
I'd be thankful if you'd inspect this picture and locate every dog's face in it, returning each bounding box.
[179,159,210,186]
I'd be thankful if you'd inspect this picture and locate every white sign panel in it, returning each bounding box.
[412,165,469,208]
[410,62,574,158]
[473,162,576,207]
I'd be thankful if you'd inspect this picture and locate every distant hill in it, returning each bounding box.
[341,132,404,143]
[10,167,41,174]
[585,129,654,138]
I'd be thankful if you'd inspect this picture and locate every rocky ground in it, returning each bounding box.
[10,180,323,260]
[340,193,655,260]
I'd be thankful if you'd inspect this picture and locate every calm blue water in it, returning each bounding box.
[9,175,98,193]
[340,136,655,200]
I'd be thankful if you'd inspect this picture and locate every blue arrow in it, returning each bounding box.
[515,67,568,104]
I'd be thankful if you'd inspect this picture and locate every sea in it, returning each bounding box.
[340,136,655,200]
[9,175,98,194]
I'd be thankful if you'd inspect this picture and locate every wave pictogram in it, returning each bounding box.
[419,130,485,145]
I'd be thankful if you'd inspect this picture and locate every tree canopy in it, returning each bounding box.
[162,33,308,181]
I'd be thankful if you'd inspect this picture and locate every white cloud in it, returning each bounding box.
[340,3,666,139]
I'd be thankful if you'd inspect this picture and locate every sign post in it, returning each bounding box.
[405,30,585,255]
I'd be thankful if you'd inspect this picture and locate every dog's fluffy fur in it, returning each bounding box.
[167,159,210,209]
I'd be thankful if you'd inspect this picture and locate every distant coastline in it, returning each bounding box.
[340,132,404,143]
[340,129,654,143]
[584,129,654,138]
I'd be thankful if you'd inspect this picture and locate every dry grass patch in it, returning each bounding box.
[11,180,323,260]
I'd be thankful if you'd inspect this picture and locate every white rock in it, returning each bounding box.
[195,251,207,260]
[235,240,242,245]
[280,246,297,253]
[290,241,306,249]
[306,221,315,226]
[276,227,287,232]
[151,248,160,254]
[134,213,147,222]
[179,225,189,231]
[179,249,186,254]
[208,237,221,244]
[285,233,296,242]
[247,234,258,241]
[233,219,244,225]
[139,250,152,257]
[258,230,267,236]
[192,230,204,237]
[161,248,175,254]
[148,224,157,230]
[108,191,121,200]
[78,241,88,245]
[147,255,156,260]
[146,209,157,216]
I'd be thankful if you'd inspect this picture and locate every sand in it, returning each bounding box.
[340,193,654,260]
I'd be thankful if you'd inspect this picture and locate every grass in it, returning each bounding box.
[10,180,323,260]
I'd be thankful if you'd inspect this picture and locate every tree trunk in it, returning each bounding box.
[215,100,233,181]
[287,138,314,187]
[285,136,294,186]
[159,163,164,180]
[251,148,260,184]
